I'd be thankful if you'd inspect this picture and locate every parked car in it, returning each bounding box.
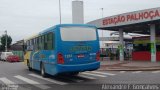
[1,52,14,61]
[6,55,20,62]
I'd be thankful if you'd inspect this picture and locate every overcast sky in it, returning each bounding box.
[0,0,160,43]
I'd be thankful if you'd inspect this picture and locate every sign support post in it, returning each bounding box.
[119,29,124,61]
[150,24,156,62]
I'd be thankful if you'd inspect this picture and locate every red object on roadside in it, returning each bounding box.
[132,51,160,61]
[6,55,20,62]
[156,52,160,61]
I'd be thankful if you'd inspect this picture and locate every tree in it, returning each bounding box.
[0,34,12,51]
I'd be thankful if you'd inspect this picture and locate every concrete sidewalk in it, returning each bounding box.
[99,60,160,71]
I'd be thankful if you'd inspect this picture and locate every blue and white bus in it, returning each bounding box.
[24,24,100,77]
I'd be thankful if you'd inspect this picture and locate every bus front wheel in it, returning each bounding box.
[27,60,32,71]
[41,63,47,77]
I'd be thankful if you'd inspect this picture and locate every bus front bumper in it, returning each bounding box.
[56,61,100,73]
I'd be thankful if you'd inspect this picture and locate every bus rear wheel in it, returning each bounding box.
[41,63,47,77]
[70,72,79,76]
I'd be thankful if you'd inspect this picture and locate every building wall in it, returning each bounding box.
[72,1,84,24]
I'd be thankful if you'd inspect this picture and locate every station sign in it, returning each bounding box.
[88,7,160,28]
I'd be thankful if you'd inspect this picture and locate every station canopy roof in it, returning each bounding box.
[87,7,160,35]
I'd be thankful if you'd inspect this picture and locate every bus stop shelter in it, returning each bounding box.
[87,7,160,62]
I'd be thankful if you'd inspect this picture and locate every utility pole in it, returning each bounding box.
[5,30,7,52]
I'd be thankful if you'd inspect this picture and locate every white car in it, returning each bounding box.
[1,52,13,61]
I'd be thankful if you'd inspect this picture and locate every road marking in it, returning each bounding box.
[14,75,50,89]
[78,75,96,80]
[59,76,84,83]
[0,77,15,84]
[132,71,142,74]
[152,71,160,73]
[0,77,19,90]
[120,71,126,73]
[81,72,107,77]
[28,74,67,85]
[90,71,116,76]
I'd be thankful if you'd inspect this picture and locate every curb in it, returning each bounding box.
[98,68,160,71]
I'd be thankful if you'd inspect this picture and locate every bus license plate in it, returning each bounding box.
[77,54,84,58]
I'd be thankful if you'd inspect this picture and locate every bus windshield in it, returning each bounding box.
[60,27,97,41]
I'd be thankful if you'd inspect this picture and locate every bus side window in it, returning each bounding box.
[35,37,38,51]
[33,38,36,50]
[41,35,45,50]
[29,40,31,50]
[53,33,55,50]
[38,36,42,50]
[47,33,53,50]
[31,39,34,50]
[44,34,48,50]
[26,41,29,50]
[27,40,33,51]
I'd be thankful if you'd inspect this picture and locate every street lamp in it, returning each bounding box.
[5,30,7,52]
[101,8,104,37]
[59,0,62,24]
[101,8,104,47]
[100,8,105,59]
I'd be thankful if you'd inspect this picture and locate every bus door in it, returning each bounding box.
[32,51,40,70]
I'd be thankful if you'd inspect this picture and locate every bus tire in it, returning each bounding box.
[27,60,32,71]
[70,72,79,76]
[41,63,47,77]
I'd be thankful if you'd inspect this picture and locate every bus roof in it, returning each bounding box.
[40,24,97,34]
[24,33,39,41]
[24,24,97,41]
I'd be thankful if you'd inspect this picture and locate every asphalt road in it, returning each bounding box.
[0,61,160,90]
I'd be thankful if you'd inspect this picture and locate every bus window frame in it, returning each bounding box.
[26,32,55,51]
